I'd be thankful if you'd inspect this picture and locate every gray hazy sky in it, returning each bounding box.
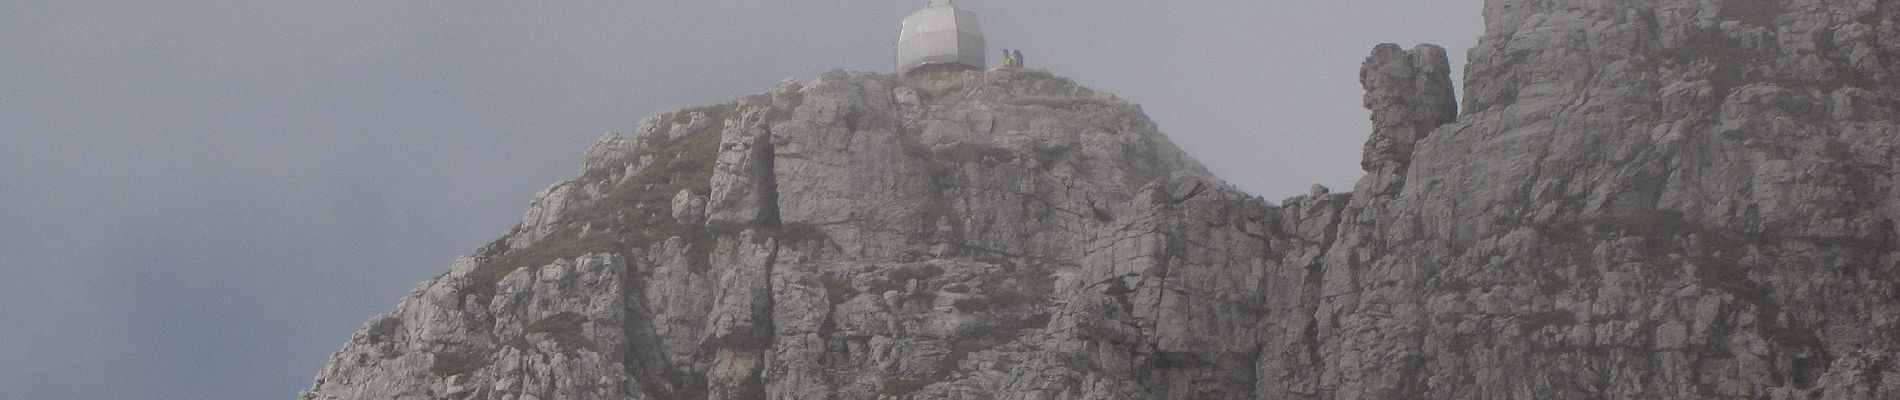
[0,1,1481,398]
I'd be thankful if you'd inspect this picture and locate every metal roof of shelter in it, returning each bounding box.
[897,0,986,74]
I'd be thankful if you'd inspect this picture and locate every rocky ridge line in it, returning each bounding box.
[305,1,1900,398]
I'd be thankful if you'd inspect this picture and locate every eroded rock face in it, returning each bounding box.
[305,1,1900,398]
[1270,1,1900,399]
[304,68,1255,400]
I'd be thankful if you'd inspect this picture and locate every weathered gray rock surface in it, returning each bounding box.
[305,0,1900,398]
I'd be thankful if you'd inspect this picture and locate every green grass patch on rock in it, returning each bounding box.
[1518,310,1579,333]
[464,104,731,303]
[429,349,493,377]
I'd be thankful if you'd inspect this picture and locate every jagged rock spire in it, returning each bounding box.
[1354,43,1455,196]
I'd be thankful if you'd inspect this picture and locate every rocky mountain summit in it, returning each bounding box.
[305,0,1900,399]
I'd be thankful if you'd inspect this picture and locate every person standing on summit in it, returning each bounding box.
[1013,49,1025,68]
[1002,49,1015,67]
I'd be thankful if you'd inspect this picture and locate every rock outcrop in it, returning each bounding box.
[305,0,1900,399]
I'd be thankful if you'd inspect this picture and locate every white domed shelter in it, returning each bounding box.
[897,0,987,75]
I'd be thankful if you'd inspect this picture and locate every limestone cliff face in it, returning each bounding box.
[1268,1,1900,398]
[305,1,1900,399]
